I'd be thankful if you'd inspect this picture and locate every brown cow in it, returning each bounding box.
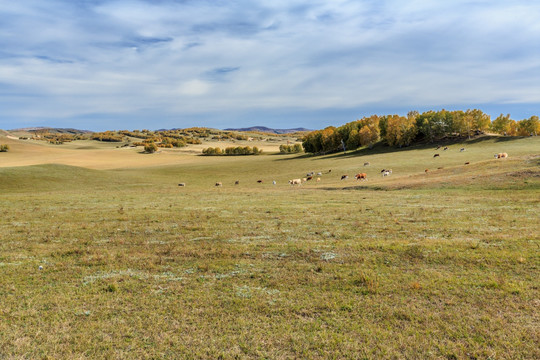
[257,180,263,183]
[433,153,440,158]
[464,162,470,165]
[235,180,240,185]
[425,169,429,173]
[355,173,367,180]
[306,176,313,181]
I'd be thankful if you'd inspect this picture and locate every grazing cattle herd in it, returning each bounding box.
[176,146,508,188]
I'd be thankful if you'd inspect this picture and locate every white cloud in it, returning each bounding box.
[1,0,540,129]
[178,79,211,96]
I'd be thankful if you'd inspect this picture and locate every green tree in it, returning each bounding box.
[517,116,540,136]
[490,114,513,135]
[468,109,491,133]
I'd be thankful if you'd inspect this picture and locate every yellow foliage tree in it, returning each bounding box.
[385,115,417,147]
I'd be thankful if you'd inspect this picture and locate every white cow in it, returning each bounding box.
[289,179,302,185]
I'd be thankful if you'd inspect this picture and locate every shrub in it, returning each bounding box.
[0,144,9,152]
[144,142,158,153]
[202,146,262,156]
[279,144,303,153]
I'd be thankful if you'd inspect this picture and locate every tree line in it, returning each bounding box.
[302,109,540,154]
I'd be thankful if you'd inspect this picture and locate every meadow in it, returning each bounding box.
[0,133,539,359]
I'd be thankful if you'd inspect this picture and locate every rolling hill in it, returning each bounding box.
[224,126,312,134]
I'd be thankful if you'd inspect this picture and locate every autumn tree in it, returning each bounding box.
[490,114,513,135]
[517,116,540,136]
[468,109,491,133]
[357,125,378,148]
[384,115,417,147]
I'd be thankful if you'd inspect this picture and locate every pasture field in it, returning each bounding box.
[0,135,539,359]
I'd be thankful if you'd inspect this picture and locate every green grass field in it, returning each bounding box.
[1,135,539,359]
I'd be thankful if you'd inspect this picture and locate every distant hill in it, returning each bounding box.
[224,126,312,134]
[9,127,93,134]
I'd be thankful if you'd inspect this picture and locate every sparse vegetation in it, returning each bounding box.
[0,144,9,152]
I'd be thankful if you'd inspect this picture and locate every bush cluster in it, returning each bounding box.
[144,142,158,153]
[202,146,262,156]
[92,131,124,142]
[279,144,303,153]
[0,144,9,152]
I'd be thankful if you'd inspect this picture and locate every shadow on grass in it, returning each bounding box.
[462,135,530,144]
[273,153,317,161]
[275,135,533,161]
[316,185,388,191]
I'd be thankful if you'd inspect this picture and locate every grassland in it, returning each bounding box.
[0,134,539,359]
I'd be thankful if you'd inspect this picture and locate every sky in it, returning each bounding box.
[1,0,540,131]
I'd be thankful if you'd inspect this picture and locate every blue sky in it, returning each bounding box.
[1,0,539,131]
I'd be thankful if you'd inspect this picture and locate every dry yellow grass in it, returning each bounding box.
[0,133,295,170]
